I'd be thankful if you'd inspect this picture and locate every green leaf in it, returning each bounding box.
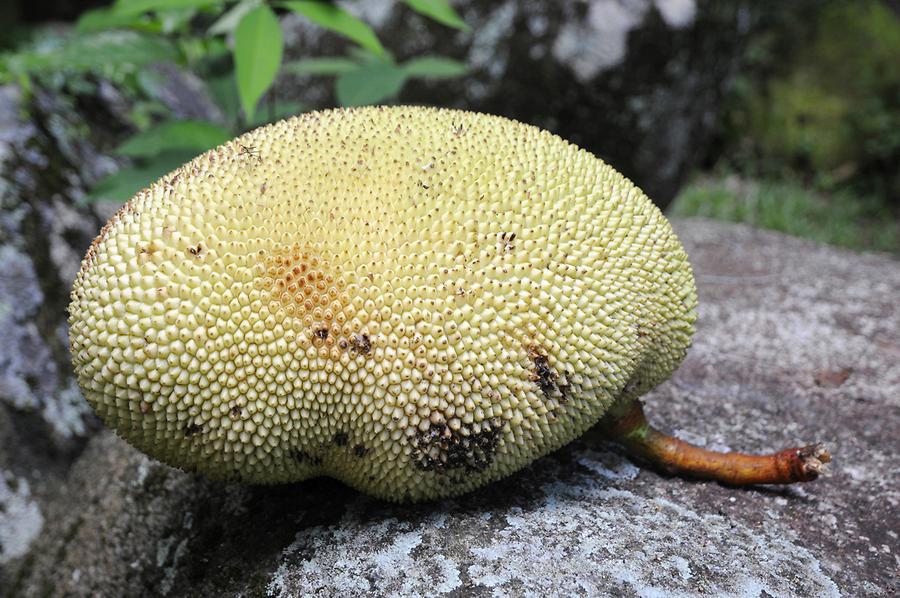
[158,7,198,33]
[69,32,177,68]
[234,4,283,122]
[112,0,221,17]
[205,73,242,125]
[402,56,467,78]
[128,99,170,130]
[335,63,406,106]
[117,120,232,157]
[403,0,468,30]
[75,7,155,32]
[88,150,197,203]
[208,0,262,36]
[281,1,384,56]
[283,57,358,76]
[247,100,305,126]
[2,31,177,77]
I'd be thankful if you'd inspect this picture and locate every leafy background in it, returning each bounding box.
[1,0,898,253]
[1,0,469,203]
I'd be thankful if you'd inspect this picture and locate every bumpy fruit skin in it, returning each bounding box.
[69,107,697,501]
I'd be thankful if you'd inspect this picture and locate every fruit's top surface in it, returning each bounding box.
[69,106,697,501]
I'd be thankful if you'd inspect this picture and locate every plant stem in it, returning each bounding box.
[605,401,831,485]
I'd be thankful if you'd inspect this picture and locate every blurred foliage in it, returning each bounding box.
[720,1,900,203]
[287,50,468,106]
[0,0,469,202]
[670,174,900,255]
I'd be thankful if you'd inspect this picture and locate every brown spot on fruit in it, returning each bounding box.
[413,419,505,473]
[289,448,322,466]
[527,346,560,399]
[258,244,349,325]
[351,333,371,355]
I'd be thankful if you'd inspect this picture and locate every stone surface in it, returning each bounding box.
[0,82,111,564]
[0,76,222,588]
[3,219,898,597]
[279,0,754,209]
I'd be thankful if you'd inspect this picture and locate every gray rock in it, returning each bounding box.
[0,82,107,535]
[4,219,898,597]
[279,0,755,209]
[140,63,227,124]
[0,74,223,590]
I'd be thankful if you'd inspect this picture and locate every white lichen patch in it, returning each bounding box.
[43,381,90,438]
[553,0,647,82]
[0,245,90,438]
[654,0,696,29]
[264,450,840,597]
[340,0,395,30]
[0,470,44,563]
[267,513,462,597]
[466,1,517,92]
[553,0,697,82]
[68,106,697,501]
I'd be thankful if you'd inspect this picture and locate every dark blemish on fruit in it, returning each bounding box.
[314,327,329,341]
[184,422,203,437]
[623,378,640,395]
[289,448,322,466]
[351,333,371,354]
[333,432,349,447]
[412,418,505,474]
[230,406,242,417]
[188,243,202,257]
[353,444,369,458]
[533,354,559,399]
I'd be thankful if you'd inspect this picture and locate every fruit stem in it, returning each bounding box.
[605,401,831,485]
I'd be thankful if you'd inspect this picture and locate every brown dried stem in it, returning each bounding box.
[605,401,831,485]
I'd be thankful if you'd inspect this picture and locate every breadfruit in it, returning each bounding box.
[69,106,699,501]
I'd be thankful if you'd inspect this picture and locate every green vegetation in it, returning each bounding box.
[670,175,900,255]
[691,1,899,254]
[722,0,900,202]
[0,0,469,202]
[1,1,895,255]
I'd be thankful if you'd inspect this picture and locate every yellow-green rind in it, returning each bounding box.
[68,106,697,501]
